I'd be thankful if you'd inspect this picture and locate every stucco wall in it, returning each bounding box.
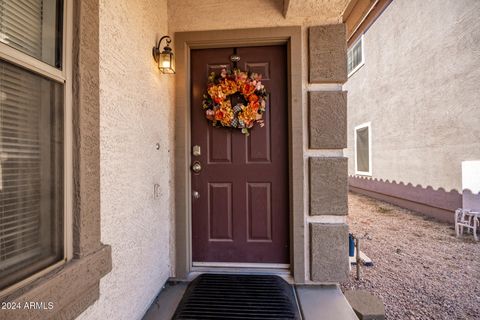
[168,0,347,32]
[167,0,346,96]
[345,0,480,192]
[78,1,175,319]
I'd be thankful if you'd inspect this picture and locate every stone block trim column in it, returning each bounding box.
[310,223,349,282]
[307,23,348,284]
[309,24,347,83]
[309,157,348,215]
[309,91,347,149]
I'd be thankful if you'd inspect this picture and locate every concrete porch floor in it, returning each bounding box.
[143,276,359,320]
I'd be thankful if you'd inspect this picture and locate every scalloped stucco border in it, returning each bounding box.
[349,175,464,223]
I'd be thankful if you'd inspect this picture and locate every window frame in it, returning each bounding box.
[347,34,364,77]
[354,121,372,176]
[0,0,73,297]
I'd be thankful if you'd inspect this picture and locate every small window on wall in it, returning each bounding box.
[355,122,371,176]
[347,35,364,77]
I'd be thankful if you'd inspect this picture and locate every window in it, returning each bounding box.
[354,122,371,176]
[347,35,364,77]
[0,0,71,292]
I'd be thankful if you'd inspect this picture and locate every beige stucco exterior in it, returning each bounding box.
[167,0,346,94]
[346,0,480,192]
[77,1,175,319]
[1,1,351,319]
[84,0,350,317]
[168,0,348,33]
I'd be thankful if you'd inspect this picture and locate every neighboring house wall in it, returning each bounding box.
[78,1,175,319]
[345,0,480,221]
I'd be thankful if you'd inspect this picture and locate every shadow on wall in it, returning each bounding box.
[348,176,480,224]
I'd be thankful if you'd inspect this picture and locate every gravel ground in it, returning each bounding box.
[341,192,480,320]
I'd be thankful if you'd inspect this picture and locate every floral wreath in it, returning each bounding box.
[202,68,267,135]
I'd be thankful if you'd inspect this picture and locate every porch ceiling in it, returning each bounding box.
[283,0,352,18]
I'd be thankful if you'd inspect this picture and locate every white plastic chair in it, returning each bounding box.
[455,209,479,241]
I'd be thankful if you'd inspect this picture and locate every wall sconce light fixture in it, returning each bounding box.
[152,35,175,74]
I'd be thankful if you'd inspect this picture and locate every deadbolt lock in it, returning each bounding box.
[192,145,201,156]
[191,161,202,173]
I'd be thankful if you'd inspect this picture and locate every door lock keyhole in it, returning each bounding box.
[191,161,202,173]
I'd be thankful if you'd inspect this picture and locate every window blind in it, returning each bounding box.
[0,61,42,271]
[0,0,64,290]
[0,0,62,67]
[0,0,43,59]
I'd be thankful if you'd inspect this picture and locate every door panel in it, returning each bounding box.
[247,101,271,163]
[208,183,233,241]
[247,182,272,242]
[208,126,232,163]
[191,45,289,264]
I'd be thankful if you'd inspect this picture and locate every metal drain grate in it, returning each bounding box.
[172,273,301,320]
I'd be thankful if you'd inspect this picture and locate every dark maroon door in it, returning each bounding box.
[191,45,289,264]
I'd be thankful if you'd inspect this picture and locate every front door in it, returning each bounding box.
[191,45,289,264]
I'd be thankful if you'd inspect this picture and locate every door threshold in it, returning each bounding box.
[192,262,290,269]
[188,270,294,284]
[190,262,293,283]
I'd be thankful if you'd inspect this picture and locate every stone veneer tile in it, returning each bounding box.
[309,24,347,83]
[309,157,348,215]
[309,91,347,149]
[310,223,349,282]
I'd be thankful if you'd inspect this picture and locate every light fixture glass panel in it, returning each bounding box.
[159,53,171,69]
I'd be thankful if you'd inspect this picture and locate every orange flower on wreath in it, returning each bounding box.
[241,83,256,97]
[239,105,259,128]
[248,94,259,103]
[215,100,234,126]
[214,108,224,121]
[220,79,238,96]
[249,100,260,112]
[207,85,225,104]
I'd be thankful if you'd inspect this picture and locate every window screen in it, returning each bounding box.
[356,126,369,173]
[0,0,65,290]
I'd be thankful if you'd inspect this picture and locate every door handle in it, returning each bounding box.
[191,161,202,173]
